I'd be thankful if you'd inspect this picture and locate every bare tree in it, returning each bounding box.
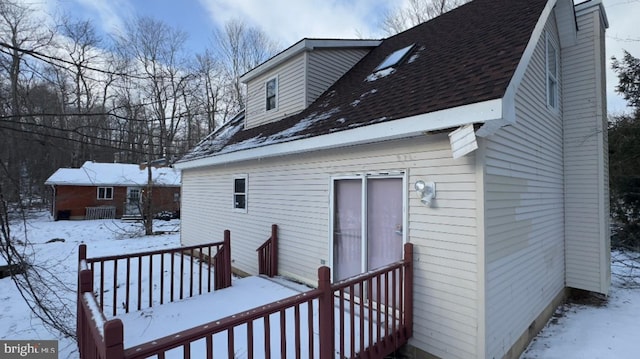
[0,165,76,341]
[117,16,191,162]
[0,0,53,201]
[212,19,279,111]
[56,17,116,165]
[192,50,224,134]
[114,17,195,234]
[381,0,469,36]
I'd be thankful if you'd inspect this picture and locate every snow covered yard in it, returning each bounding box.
[520,251,640,359]
[1,211,182,358]
[2,211,640,358]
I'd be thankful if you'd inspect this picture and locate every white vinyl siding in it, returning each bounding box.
[483,16,565,359]
[562,5,610,294]
[245,53,306,129]
[546,32,559,109]
[244,48,371,129]
[180,134,479,359]
[306,48,370,105]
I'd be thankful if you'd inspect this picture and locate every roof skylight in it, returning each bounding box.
[374,44,414,72]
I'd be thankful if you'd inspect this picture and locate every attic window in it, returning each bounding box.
[266,77,278,111]
[374,44,414,72]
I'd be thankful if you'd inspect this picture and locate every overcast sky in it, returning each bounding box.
[29,0,640,115]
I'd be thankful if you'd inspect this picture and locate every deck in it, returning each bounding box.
[76,226,413,358]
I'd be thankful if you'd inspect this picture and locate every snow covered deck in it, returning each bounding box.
[76,236,413,359]
[119,276,305,351]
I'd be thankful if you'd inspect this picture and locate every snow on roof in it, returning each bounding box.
[44,161,181,187]
[177,0,549,165]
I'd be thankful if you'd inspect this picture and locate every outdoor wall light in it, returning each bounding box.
[414,180,436,206]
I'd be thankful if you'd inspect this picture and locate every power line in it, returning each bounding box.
[0,41,148,80]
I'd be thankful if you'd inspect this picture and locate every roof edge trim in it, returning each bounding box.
[175,98,503,170]
[483,0,557,137]
[240,39,382,83]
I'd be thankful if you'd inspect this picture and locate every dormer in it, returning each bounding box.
[240,39,381,129]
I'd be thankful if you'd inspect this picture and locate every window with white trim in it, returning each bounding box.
[266,77,278,111]
[233,175,248,212]
[97,187,113,200]
[546,32,559,109]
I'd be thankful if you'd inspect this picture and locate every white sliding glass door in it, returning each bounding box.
[332,175,404,282]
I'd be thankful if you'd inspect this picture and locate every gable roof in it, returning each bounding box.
[45,161,181,187]
[178,0,550,167]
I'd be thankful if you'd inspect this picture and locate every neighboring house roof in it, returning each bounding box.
[178,0,549,166]
[45,161,181,187]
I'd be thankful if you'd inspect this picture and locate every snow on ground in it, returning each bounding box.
[1,211,181,358]
[520,250,640,359]
[2,211,640,358]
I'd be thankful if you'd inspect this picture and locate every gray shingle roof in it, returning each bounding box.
[180,0,548,163]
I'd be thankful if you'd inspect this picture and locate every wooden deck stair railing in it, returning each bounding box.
[256,224,278,277]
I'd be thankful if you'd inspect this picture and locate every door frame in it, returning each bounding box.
[328,170,408,281]
[125,186,142,216]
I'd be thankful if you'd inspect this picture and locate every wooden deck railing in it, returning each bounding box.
[77,255,124,359]
[85,206,116,220]
[331,243,414,358]
[124,243,413,358]
[77,234,413,359]
[256,224,278,277]
[78,232,231,317]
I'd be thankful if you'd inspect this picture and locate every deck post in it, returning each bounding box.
[78,244,87,265]
[271,224,278,277]
[104,319,125,359]
[318,266,334,359]
[77,243,87,340]
[224,230,232,288]
[404,243,414,337]
[77,262,93,358]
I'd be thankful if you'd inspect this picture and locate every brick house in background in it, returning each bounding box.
[45,161,181,220]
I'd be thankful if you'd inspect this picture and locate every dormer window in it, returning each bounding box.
[266,77,278,111]
[374,44,414,72]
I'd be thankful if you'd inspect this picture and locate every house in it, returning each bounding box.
[174,0,610,358]
[45,161,181,220]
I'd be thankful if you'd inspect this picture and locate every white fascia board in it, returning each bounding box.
[240,39,381,83]
[175,98,502,170]
[478,0,556,138]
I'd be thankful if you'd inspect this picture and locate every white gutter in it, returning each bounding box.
[175,98,502,170]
